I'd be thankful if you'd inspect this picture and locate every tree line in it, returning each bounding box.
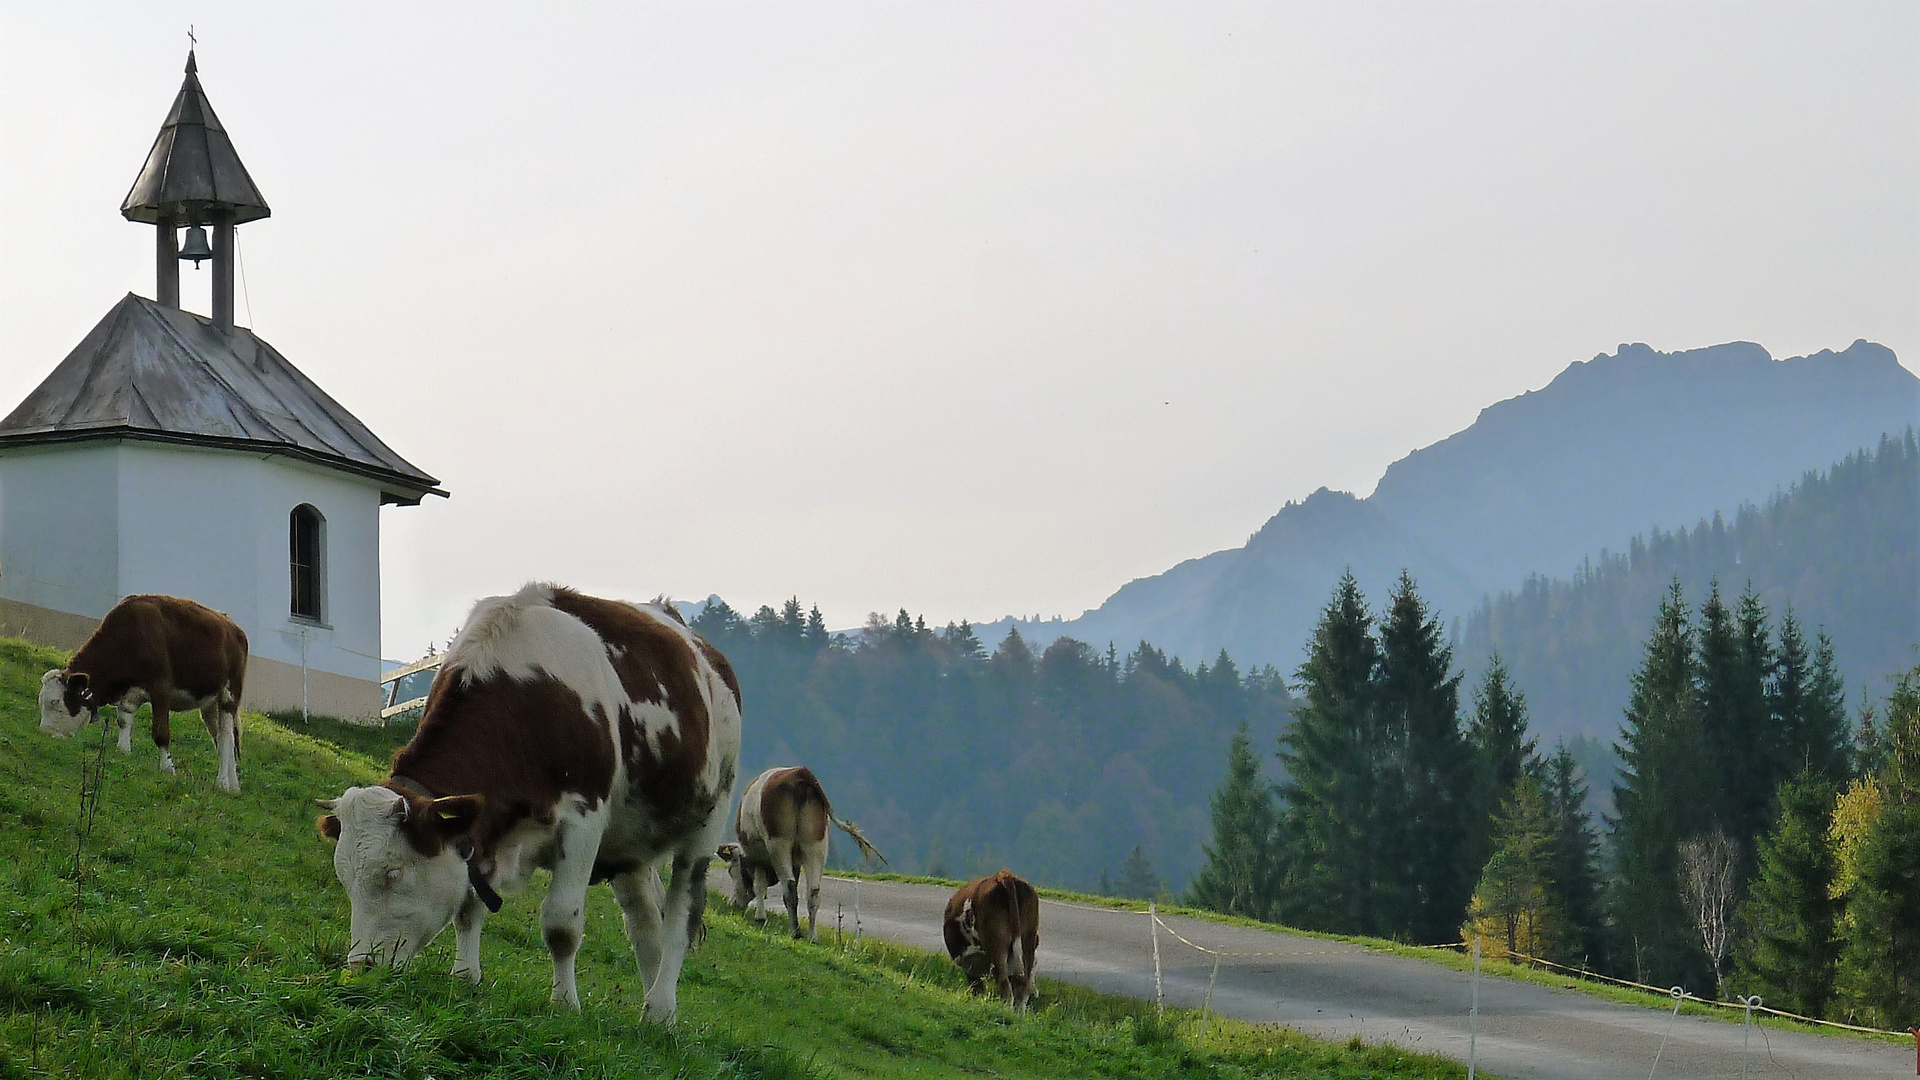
[1189,571,1919,1029]
[686,598,1292,893]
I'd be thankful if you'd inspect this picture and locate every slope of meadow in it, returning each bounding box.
[0,636,1463,1079]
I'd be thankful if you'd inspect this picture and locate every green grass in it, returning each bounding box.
[0,635,1470,1079]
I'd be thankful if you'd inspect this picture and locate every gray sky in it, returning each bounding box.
[5,2,1915,660]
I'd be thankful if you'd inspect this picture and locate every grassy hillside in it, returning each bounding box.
[0,636,1462,1079]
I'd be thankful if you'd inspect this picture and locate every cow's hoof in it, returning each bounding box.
[159,759,177,776]
[642,997,678,1025]
[452,965,482,984]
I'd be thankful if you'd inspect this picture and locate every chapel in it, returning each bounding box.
[0,50,443,719]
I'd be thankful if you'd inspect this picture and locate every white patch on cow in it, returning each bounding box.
[38,670,85,737]
[327,785,471,968]
[443,584,625,752]
[957,896,983,958]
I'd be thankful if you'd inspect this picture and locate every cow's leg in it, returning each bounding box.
[212,703,240,793]
[781,861,802,939]
[452,894,489,983]
[803,854,824,943]
[115,707,133,755]
[612,867,665,1001]
[751,866,771,922]
[149,696,176,776]
[643,851,710,1024]
[540,817,604,1009]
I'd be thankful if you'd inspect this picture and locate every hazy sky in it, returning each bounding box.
[4,2,1915,660]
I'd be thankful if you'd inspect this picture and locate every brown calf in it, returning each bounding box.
[944,870,1039,1009]
[39,594,247,792]
[717,765,885,941]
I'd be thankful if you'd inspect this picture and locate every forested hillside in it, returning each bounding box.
[1460,430,1919,744]
[686,604,1291,894]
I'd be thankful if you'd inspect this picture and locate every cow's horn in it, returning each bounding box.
[314,798,339,811]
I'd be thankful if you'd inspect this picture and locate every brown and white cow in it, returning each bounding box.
[39,594,247,793]
[314,583,742,1021]
[944,870,1040,1009]
[716,765,885,941]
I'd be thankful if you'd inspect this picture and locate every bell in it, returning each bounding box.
[177,225,213,268]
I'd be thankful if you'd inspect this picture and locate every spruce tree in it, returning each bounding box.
[1467,657,1539,877]
[1833,664,1920,1026]
[1545,744,1605,967]
[1610,581,1711,988]
[1463,775,1566,963]
[1376,571,1473,944]
[1694,582,1776,854]
[1277,571,1381,934]
[1118,846,1162,901]
[1771,611,1850,785]
[1188,724,1278,918]
[1732,771,1840,1017]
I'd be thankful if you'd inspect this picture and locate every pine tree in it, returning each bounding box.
[1545,744,1605,966]
[1376,571,1473,944]
[1277,572,1381,934]
[1467,657,1540,878]
[1463,776,1566,963]
[1188,724,1277,918]
[1833,663,1920,1027]
[1770,612,1849,785]
[1610,581,1712,988]
[1694,582,1776,854]
[1118,846,1162,901]
[1732,771,1840,1017]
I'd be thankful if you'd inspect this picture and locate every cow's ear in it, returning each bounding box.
[429,794,483,836]
[714,844,735,863]
[317,813,341,841]
[67,672,89,696]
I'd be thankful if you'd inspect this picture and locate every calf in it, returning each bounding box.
[944,870,1039,1009]
[39,594,247,793]
[716,766,885,941]
[315,583,741,1021]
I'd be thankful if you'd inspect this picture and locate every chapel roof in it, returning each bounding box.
[0,294,443,505]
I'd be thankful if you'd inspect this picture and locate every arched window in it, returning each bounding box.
[289,504,325,621]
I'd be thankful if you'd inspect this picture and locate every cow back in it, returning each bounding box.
[71,595,246,703]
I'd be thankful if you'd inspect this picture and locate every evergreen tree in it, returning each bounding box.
[1833,663,1920,1026]
[1277,572,1382,934]
[1377,571,1474,944]
[1770,612,1849,785]
[1118,846,1162,901]
[804,605,830,650]
[1694,582,1776,853]
[1463,775,1566,963]
[1188,724,1277,918]
[1545,744,1605,967]
[1469,656,1539,797]
[1732,771,1840,1017]
[1610,581,1712,988]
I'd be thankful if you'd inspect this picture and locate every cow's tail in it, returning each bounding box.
[829,814,889,867]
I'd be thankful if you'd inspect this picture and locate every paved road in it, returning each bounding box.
[792,875,1910,1080]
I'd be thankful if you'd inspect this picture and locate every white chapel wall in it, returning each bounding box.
[0,443,124,636]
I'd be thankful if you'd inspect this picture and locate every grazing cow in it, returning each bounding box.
[715,765,885,941]
[39,594,247,793]
[314,583,741,1021]
[944,870,1040,1009]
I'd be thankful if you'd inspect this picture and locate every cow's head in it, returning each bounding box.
[315,785,484,969]
[714,842,754,909]
[38,670,90,737]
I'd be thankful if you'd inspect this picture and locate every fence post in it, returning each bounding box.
[1149,901,1164,1020]
[1468,936,1480,1080]
[853,878,862,943]
[1740,995,1761,1080]
[1201,955,1220,1041]
[1648,986,1685,1080]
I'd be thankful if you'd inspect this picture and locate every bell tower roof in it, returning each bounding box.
[121,49,270,226]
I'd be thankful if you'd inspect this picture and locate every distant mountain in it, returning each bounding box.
[1460,431,1919,744]
[979,340,1919,673]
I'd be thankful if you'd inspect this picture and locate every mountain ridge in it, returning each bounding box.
[971,339,1918,675]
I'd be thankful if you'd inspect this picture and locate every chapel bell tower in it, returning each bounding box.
[119,48,270,330]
